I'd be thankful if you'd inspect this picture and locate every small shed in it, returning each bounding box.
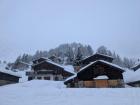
[0,70,21,86]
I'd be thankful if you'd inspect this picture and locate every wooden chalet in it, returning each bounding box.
[65,53,125,88]
[0,70,21,86]
[26,57,74,81]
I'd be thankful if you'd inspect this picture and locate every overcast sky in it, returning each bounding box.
[0,0,140,62]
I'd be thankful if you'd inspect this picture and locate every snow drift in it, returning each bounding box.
[0,80,140,105]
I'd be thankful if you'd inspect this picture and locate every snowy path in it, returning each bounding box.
[0,80,140,105]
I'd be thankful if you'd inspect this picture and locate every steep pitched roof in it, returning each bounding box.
[64,74,77,84]
[32,60,64,69]
[32,60,75,75]
[78,60,125,74]
[32,57,51,64]
[63,65,75,74]
[78,53,114,65]
[82,53,113,61]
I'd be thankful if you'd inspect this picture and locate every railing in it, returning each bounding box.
[26,70,55,76]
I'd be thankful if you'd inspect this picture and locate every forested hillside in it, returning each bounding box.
[7,43,136,70]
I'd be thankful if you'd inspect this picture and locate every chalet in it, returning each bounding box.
[26,57,74,81]
[65,53,125,88]
[0,70,21,86]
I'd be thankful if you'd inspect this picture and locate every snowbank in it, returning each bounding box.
[63,65,75,74]
[17,80,66,88]
[0,80,140,105]
[123,69,140,83]
[18,71,28,83]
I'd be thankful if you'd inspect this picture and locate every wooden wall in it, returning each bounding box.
[0,72,20,83]
[67,79,124,88]
[0,80,16,86]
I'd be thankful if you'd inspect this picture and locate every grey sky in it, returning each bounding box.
[0,0,140,62]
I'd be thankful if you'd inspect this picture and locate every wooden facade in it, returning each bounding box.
[77,61,124,80]
[27,58,74,81]
[65,59,125,88]
[0,71,20,86]
[67,79,123,88]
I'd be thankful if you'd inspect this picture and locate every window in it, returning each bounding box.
[55,77,59,81]
[44,77,50,80]
[37,77,42,80]
[28,77,33,81]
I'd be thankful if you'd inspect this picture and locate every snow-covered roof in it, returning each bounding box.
[32,57,51,62]
[80,53,113,62]
[99,60,125,71]
[95,53,114,59]
[64,74,77,83]
[48,55,62,60]
[33,60,75,74]
[0,64,21,77]
[46,61,75,74]
[19,61,32,66]
[131,62,140,70]
[63,65,75,74]
[94,75,109,79]
[0,70,21,77]
[47,60,64,68]
[78,60,125,73]
[123,68,140,83]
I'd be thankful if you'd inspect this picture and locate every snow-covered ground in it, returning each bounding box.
[0,80,140,105]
